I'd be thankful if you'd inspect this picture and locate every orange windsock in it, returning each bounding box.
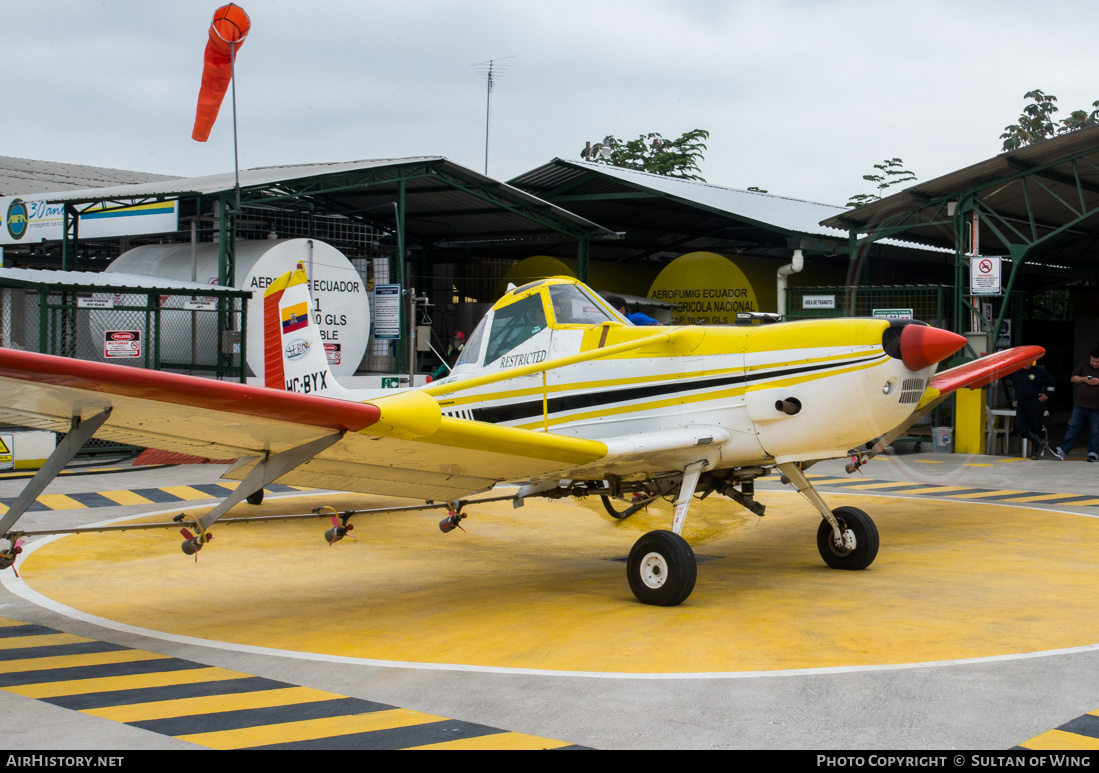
[192,4,251,142]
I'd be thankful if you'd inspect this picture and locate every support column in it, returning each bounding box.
[576,237,590,283]
[61,205,78,271]
[395,180,408,373]
[955,387,985,454]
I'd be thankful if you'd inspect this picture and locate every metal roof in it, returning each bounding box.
[0,156,179,197]
[821,124,1099,273]
[510,158,943,264]
[0,267,248,295]
[521,158,850,235]
[14,157,617,248]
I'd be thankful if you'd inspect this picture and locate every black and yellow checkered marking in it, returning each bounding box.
[0,482,311,515]
[7,471,1099,517]
[800,474,1099,508]
[1018,710,1099,750]
[0,618,581,750]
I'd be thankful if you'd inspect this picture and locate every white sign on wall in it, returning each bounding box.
[374,284,402,339]
[1,197,178,245]
[872,309,914,320]
[802,294,836,309]
[970,256,1002,295]
[104,330,141,358]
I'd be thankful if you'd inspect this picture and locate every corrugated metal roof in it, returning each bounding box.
[510,159,946,262]
[0,267,248,294]
[8,156,616,245]
[525,158,851,238]
[12,157,443,204]
[0,157,180,197]
[821,124,1099,264]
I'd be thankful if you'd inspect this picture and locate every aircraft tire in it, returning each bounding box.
[627,530,697,606]
[817,506,879,570]
[246,489,264,506]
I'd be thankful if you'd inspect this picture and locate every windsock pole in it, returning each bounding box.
[230,40,241,213]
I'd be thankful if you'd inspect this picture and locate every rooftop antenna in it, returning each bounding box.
[471,57,513,175]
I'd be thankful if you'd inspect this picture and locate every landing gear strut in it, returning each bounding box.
[627,460,707,606]
[778,462,880,572]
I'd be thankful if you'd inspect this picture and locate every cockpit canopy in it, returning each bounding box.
[454,277,626,370]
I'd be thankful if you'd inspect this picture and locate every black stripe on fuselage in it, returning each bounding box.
[466,352,886,425]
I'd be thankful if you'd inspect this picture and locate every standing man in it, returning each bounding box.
[1005,359,1055,458]
[1052,347,1099,462]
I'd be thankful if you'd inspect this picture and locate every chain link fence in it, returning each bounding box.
[1,276,249,457]
[785,285,952,328]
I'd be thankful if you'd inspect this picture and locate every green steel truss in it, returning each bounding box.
[834,143,1099,340]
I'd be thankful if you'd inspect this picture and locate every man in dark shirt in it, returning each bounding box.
[1052,347,1099,462]
[1005,359,1055,458]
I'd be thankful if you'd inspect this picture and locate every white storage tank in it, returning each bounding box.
[103,238,369,378]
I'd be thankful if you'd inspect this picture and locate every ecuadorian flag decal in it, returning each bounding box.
[282,302,310,333]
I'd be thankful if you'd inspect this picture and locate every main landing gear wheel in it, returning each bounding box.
[246,489,265,506]
[817,506,879,570]
[627,530,697,606]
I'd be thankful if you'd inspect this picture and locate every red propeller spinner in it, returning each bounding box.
[899,325,967,371]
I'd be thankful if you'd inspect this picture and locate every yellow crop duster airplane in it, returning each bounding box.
[0,265,1041,605]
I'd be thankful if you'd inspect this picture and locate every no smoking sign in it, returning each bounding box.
[970,256,1002,295]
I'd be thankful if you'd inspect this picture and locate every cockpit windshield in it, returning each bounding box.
[548,284,620,325]
[483,293,547,365]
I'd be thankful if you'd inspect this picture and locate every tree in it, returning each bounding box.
[582,129,709,181]
[845,158,917,208]
[1000,89,1099,152]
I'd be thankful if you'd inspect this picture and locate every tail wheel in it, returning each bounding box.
[627,530,697,606]
[817,506,879,570]
[246,489,264,506]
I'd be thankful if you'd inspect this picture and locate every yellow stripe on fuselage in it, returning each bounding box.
[511,354,888,431]
[743,354,889,392]
[743,347,882,374]
[515,385,750,431]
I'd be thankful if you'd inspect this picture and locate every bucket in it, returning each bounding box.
[932,426,954,454]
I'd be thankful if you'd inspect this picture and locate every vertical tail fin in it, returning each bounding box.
[263,263,353,398]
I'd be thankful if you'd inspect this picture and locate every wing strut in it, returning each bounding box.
[0,408,113,539]
[194,432,345,533]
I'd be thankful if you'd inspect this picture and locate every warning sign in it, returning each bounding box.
[0,434,12,471]
[105,330,141,358]
[970,256,1002,296]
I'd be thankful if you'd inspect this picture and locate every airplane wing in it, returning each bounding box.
[0,348,607,501]
[867,345,1046,456]
[917,345,1046,407]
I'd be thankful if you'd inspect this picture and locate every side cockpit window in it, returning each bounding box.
[454,317,487,368]
[549,284,619,325]
[483,293,547,365]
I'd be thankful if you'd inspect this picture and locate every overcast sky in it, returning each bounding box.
[5,0,1099,206]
